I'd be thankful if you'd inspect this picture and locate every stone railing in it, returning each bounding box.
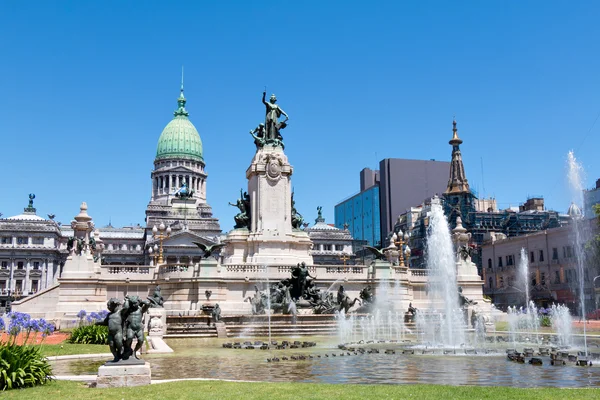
[323,266,364,275]
[226,265,267,273]
[100,265,155,281]
[106,266,152,274]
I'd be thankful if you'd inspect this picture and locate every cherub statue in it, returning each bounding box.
[96,298,124,362]
[122,295,151,360]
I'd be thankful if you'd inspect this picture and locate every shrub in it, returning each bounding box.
[0,342,53,390]
[540,315,552,327]
[69,324,108,345]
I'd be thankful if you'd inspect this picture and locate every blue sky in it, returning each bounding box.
[1,1,599,230]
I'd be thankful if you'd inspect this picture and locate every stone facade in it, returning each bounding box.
[481,218,598,313]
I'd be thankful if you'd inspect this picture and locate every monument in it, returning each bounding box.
[95,296,152,388]
[221,91,313,265]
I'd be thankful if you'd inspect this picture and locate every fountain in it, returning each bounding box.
[566,151,589,357]
[550,303,573,348]
[518,247,531,307]
[419,201,466,347]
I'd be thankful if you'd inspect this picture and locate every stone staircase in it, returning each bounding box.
[165,314,340,338]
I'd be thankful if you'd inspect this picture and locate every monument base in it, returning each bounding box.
[97,361,151,388]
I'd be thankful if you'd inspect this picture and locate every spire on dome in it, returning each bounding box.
[174,66,189,117]
[444,119,470,195]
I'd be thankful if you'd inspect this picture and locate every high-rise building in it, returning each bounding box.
[335,159,449,247]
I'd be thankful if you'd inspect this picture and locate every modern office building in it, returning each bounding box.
[335,158,450,247]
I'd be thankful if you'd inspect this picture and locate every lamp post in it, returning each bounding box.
[152,223,171,264]
[394,230,411,267]
[340,254,350,265]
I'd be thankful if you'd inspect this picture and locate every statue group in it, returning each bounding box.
[249,91,289,149]
[246,262,366,315]
[96,295,151,363]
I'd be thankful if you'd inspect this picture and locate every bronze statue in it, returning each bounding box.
[262,91,289,144]
[147,285,164,308]
[336,285,361,313]
[122,295,150,360]
[175,182,194,200]
[364,245,387,260]
[229,189,251,229]
[458,286,477,307]
[193,241,226,258]
[290,262,315,300]
[211,303,221,324]
[291,192,304,229]
[96,298,124,362]
[359,285,374,304]
[250,123,266,149]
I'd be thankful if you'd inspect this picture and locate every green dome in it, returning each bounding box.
[155,89,203,162]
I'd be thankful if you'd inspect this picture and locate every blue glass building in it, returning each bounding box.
[334,186,381,247]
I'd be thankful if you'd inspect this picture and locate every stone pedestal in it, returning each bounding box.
[96,362,151,388]
[222,145,313,266]
[147,308,167,337]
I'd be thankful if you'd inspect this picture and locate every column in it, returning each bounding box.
[162,176,166,194]
[25,258,30,294]
[176,175,180,189]
[9,258,14,294]
[169,175,173,193]
[41,259,46,290]
[196,177,200,193]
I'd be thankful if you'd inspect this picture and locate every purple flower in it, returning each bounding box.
[76,310,87,319]
[0,318,5,331]
[99,310,109,318]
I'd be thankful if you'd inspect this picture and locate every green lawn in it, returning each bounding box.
[3,380,599,400]
[39,343,109,357]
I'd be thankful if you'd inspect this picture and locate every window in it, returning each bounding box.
[15,280,23,292]
[0,280,5,291]
[499,276,504,287]
[531,275,537,286]
[32,237,44,245]
[498,257,503,267]
[506,255,514,266]
[488,277,493,288]
[541,272,546,286]
[554,271,561,284]
[31,280,38,293]
[539,250,544,262]
[567,246,573,258]
[530,251,535,263]
[17,237,28,245]
[323,244,332,251]
[33,262,40,270]
[1,237,11,244]
[1,261,7,269]
[552,248,558,260]
[487,258,492,269]
[335,245,344,251]
[17,262,24,270]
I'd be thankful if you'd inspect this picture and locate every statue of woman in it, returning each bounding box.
[262,91,288,142]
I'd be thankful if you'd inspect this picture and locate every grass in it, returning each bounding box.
[2,380,599,400]
[38,343,109,357]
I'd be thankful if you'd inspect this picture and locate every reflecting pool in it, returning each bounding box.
[50,337,600,388]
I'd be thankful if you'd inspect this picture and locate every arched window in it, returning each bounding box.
[487,258,492,269]
[488,277,493,289]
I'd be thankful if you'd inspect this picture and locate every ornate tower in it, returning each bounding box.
[443,120,476,228]
[145,82,221,260]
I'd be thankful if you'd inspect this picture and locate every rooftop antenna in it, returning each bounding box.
[181,65,184,91]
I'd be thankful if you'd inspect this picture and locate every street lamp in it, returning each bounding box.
[152,223,171,264]
[395,230,411,267]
